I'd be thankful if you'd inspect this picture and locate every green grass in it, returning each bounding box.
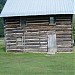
[0,38,5,52]
[0,38,74,75]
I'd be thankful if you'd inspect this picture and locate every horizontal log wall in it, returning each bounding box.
[4,16,55,52]
[4,17,23,52]
[56,15,73,52]
[4,15,73,52]
[21,16,55,52]
[23,24,55,52]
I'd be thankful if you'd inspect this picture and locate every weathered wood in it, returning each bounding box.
[7,49,23,52]
[56,35,72,38]
[56,25,71,27]
[4,15,73,52]
[56,22,71,25]
[56,19,71,21]
[5,21,20,24]
[57,48,73,52]
[57,45,72,48]
[57,38,71,41]
[56,31,72,35]
[56,28,72,31]
[27,22,49,25]
[55,15,72,52]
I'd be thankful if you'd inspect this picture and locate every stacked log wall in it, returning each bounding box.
[4,15,73,52]
[56,15,73,52]
[4,17,23,52]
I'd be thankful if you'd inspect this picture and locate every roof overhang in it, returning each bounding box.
[0,0,74,17]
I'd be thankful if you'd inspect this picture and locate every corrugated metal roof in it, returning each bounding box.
[74,0,75,14]
[0,0,74,17]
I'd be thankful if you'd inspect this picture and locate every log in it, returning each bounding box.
[57,48,73,52]
[56,35,72,38]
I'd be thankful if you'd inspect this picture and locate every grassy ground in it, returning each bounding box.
[0,38,74,75]
[0,38,5,52]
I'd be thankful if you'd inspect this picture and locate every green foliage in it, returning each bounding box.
[0,29,4,37]
[0,18,4,28]
[0,0,6,37]
[73,15,75,41]
[0,0,6,13]
[0,18,4,37]
[0,38,5,52]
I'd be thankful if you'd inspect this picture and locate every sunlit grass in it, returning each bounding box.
[0,38,74,75]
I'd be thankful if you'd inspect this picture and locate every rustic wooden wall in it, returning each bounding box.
[56,15,73,52]
[4,17,21,52]
[4,15,73,52]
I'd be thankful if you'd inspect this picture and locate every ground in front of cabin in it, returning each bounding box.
[0,38,74,75]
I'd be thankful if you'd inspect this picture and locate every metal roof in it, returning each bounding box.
[0,0,74,17]
[74,0,75,14]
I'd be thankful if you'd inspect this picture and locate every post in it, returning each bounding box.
[24,32,25,51]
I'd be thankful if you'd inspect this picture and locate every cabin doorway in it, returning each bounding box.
[47,31,57,54]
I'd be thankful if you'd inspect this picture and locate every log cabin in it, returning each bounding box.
[0,0,74,52]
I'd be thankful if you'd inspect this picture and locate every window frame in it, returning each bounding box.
[20,17,27,27]
[49,16,56,25]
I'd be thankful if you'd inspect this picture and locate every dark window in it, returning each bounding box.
[49,17,55,24]
[20,17,27,26]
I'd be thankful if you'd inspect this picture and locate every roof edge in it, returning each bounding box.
[0,13,74,17]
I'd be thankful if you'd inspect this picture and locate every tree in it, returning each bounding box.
[0,0,6,37]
